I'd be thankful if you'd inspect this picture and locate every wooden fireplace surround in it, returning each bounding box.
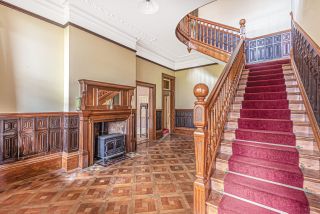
[78,79,136,168]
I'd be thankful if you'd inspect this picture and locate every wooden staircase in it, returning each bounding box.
[176,12,320,214]
[206,62,320,213]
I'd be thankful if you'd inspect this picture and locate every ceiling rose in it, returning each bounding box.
[138,0,159,15]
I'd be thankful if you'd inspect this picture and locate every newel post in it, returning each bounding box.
[239,18,246,39]
[193,83,209,214]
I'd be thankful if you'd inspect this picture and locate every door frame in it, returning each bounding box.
[162,73,175,133]
[136,81,156,140]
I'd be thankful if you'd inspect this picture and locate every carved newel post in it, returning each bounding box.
[193,83,209,214]
[239,18,246,39]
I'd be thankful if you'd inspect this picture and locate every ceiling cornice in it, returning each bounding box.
[1,0,219,70]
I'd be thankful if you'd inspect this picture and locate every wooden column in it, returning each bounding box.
[78,111,90,168]
[193,83,209,214]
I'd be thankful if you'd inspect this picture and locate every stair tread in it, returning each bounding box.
[228,117,310,126]
[233,140,297,153]
[236,128,294,136]
[229,154,301,174]
[236,100,303,104]
[219,195,277,214]
[209,169,320,211]
[225,127,314,139]
[224,173,308,203]
[231,108,306,114]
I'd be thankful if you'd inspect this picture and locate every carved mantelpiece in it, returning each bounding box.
[78,79,136,168]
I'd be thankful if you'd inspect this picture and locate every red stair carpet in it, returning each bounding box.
[218,59,310,213]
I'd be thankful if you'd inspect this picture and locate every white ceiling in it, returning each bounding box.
[3,0,219,70]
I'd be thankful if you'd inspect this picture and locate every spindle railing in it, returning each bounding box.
[176,14,245,62]
[291,13,320,149]
[193,39,245,213]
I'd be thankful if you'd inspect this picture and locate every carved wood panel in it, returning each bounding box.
[49,129,62,152]
[2,135,18,162]
[64,129,79,152]
[20,132,35,157]
[35,130,48,153]
[0,113,78,165]
[175,109,194,128]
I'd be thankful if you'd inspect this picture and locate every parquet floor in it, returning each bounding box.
[0,134,195,214]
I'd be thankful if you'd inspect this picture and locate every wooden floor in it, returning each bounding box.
[0,134,195,214]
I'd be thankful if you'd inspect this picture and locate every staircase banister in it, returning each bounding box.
[188,14,240,33]
[290,13,320,55]
[206,39,245,109]
[290,13,320,150]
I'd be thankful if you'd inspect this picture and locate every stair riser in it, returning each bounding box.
[215,156,320,194]
[237,87,300,94]
[242,69,293,76]
[225,121,312,134]
[229,111,309,122]
[241,74,294,82]
[219,144,319,170]
[239,80,297,87]
[304,180,320,196]
[212,178,224,193]
[300,157,320,171]
[224,182,309,213]
[235,94,302,102]
[206,204,217,214]
[232,103,305,111]
[232,143,299,165]
[223,132,316,154]
[229,161,303,187]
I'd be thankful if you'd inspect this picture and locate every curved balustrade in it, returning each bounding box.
[176,14,245,62]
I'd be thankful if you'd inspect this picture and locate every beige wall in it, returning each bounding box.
[292,0,320,46]
[68,26,137,111]
[175,64,225,109]
[136,57,175,109]
[199,0,291,38]
[0,5,64,113]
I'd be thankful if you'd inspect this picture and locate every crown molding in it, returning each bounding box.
[69,5,137,50]
[2,0,66,24]
[136,45,176,70]
[1,0,220,71]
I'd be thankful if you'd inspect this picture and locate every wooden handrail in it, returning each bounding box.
[188,14,240,32]
[291,13,320,149]
[176,13,245,62]
[193,39,245,214]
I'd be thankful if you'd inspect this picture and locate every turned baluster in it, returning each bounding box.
[193,83,209,214]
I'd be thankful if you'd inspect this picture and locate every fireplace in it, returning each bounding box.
[78,79,136,168]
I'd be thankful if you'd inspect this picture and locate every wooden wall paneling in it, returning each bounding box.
[156,109,163,139]
[49,116,63,152]
[175,109,194,128]
[245,30,291,64]
[63,115,79,153]
[35,117,49,154]
[0,119,18,163]
[19,117,35,157]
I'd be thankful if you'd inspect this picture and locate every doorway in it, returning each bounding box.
[136,81,156,143]
[162,73,175,134]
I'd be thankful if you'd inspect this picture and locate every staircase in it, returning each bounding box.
[206,59,320,213]
[176,11,320,214]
